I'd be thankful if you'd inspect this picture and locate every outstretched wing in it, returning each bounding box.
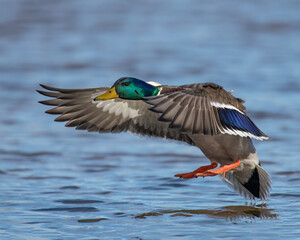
[37,84,194,145]
[144,83,270,140]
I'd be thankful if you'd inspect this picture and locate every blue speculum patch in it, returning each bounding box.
[218,109,262,136]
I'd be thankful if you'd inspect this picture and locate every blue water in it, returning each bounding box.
[0,0,300,239]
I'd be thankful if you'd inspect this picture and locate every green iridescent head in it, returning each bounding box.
[95,77,160,100]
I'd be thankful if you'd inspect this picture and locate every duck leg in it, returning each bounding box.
[174,162,218,179]
[196,160,240,178]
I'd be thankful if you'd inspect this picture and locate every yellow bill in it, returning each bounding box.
[94,87,119,100]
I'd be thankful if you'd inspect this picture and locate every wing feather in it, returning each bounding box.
[38,83,269,141]
[144,83,270,139]
[38,84,191,144]
[181,97,195,132]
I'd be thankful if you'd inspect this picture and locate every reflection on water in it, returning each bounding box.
[135,204,278,221]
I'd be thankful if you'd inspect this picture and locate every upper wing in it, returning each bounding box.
[144,83,270,140]
[37,84,194,145]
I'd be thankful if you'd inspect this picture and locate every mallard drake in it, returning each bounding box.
[38,77,271,200]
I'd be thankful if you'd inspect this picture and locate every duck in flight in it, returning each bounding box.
[38,77,271,200]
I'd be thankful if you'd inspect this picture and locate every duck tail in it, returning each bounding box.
[223,162,271,200]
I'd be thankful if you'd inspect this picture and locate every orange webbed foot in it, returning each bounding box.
[195,160,240,178]
[175,163,218,179]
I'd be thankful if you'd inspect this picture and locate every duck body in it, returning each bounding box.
[188,134,269,199]
[38,77,271,200]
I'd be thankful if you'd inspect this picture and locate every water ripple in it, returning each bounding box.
[33,207,99,212]
[55,199,104,204]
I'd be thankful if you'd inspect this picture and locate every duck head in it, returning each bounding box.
[94,77,160,100]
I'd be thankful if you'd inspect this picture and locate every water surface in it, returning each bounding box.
[0,0,300,239]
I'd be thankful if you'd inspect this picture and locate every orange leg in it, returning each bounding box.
[174,163,218,179]
[195,160,240,178]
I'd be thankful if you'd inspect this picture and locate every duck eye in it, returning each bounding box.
[122,82,130,86]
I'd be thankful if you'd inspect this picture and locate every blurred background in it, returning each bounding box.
[0,0,299,239]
